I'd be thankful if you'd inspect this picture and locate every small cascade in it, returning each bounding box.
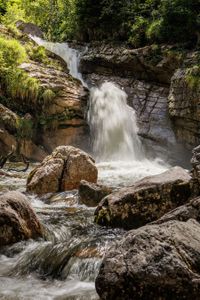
[88,82,144,161]
[31,36,86,86]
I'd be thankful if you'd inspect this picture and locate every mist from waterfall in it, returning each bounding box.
[88,82,144,161]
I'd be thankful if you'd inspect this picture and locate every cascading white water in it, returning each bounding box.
[88,82,144,161]
[31,36,86,86]
[31,36,168,184]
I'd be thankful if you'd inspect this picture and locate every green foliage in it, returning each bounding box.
[0,0,200,47]
[1,0,25,25]
[26,44,48,64]
[16,117,33,139]
[5,69,40,103]
[42,89,56,106]
[0,36,27,69]
[128,16,149,48]
[186,65,200,89]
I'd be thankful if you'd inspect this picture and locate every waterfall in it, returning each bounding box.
[88,82,144,161]
[31,36,145,162]
[31,36,86,86]
[31,36,168,181]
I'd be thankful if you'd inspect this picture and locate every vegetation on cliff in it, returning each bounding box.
[0,0,199,47]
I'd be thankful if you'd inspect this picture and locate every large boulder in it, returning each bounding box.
[27,146,98,195]
[0,191,43,246]
[95,166,192,229]
[79,180,112,207]
[96,219,200,300]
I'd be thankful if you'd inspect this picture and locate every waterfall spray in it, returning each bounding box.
[88,82,144,161]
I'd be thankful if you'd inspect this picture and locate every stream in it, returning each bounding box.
[0,39,169,299]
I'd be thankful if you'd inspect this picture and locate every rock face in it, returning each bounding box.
[0,104,47,161]
[81,44,199,162]
[96,219,200,300]
[0,26,89,161]
[168,67,200,147]
[79,180,112,207]
[19,61,89,154]
[80,44,184,160]
[80,44,181,85]
[190,145,200,195]
[0,191,43,246]
[16,21,44,38]
[95,167,192,229]
[27,146,98,195]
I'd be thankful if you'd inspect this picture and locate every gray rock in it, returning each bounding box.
[95,166,192,229]
[168,68,200,147]
[16,21,44,38]
[96,219,200,300]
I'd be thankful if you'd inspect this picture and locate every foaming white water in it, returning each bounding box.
[31,36,86,86]
[88,82,144,161]
[97,159,169,187]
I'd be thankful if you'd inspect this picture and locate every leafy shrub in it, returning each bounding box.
[16,117,33,139]
[186,65,200,89]
[0,36,27,69]
[27,45,48,63]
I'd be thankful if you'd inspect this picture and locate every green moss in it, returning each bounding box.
[5,69,40,103]
[42,89,56,106]
[186,65,200,89]
[26,44,49,64]
[16,117,34,139]
[0,36,27,69]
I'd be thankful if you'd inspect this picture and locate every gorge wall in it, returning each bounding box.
[80,44,200,165]
[0,25,89,161]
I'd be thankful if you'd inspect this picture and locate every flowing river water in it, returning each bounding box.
[0,39,169,299]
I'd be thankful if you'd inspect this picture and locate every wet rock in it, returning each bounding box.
[96,219,200,300]
[0,191,43,246]
[95,166,192,229]
[79,180,112,207]
[27,146,98,195]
